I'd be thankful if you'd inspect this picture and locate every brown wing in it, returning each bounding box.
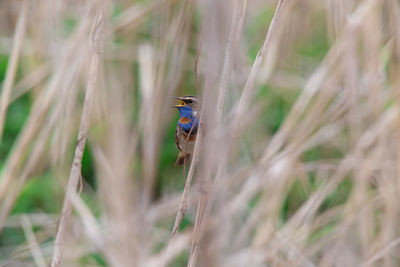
[175,125,187,166]
[174,125,182,151]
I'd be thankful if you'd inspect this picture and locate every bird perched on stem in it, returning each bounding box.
[172,95,199,166]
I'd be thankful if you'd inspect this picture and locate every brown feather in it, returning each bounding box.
[174,124,196,166]
[174,126,181,151]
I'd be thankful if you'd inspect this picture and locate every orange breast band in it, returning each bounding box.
[179,117,192,124]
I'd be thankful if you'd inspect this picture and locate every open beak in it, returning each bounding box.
[171,97,186,108]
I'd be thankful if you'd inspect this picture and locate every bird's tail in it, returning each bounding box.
[175,153,191,166]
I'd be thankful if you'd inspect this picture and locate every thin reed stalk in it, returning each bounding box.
[50,2,106,266]
[0,0,400,266]
[0,0,27,143]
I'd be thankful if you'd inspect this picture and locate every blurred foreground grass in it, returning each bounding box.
[1,0,400,266]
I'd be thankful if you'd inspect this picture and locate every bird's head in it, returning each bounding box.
[172,95,199,118]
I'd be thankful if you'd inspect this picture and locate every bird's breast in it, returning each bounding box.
[175,125,196,155]
[180,130,197,142]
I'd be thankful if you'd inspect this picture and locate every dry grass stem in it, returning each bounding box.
[50,2,106,266]
[0,0,27,143]
[0,0,400,266]
[21,215,47,267]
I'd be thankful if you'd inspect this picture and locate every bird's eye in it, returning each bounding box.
[186,99,193,104]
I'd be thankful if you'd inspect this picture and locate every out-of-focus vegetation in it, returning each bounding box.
[0,0,400,266]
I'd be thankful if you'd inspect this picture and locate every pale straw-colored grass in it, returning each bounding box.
[0,0,400,266]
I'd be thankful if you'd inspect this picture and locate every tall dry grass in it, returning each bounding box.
[0,0,400,266]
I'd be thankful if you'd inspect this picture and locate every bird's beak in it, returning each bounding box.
[171,98,186,108]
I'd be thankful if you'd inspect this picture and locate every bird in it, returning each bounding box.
[172,95,199,166]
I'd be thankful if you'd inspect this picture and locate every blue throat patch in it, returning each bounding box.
[178,106,199,133]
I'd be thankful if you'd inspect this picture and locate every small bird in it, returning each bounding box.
[172,95,199,166]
